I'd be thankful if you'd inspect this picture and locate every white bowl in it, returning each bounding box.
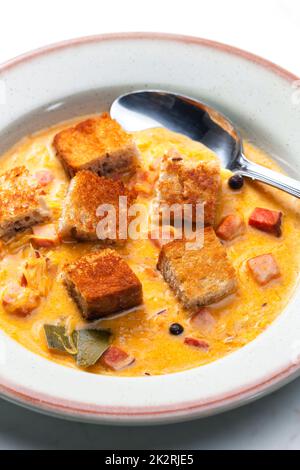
[0,33,300,425]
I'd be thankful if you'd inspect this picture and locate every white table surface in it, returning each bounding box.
[2,379,300,450]
[1,0,300,450]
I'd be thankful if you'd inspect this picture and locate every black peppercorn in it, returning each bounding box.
[228,174,244,190]
[169,323,184,336]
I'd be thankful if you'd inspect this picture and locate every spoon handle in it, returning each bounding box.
[237,154,300,199]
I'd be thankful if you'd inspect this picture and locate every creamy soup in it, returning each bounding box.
[0,117,299,376]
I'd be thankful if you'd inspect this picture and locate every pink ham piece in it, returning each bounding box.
[2,282,40,317]
[247,253,281,286]
[216,214,245,241]
[184,337,210,351]
[20,273,28,287]
[190,308,216,333]
[35,170,54,187]
[31,224,60,247]
[128,169,158,196]
[249,208,282,237]
[101,346,135,371]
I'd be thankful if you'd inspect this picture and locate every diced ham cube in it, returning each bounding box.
[149,158,161,171]
[2,282,40,317]
[247,254,281,286]
[35,170,54,187]
[20,273,28,287]
[216,214,245,241]
[31,224,60,247]
[134,170,158,196]
[249,208,282,237]
[101,346,135,371]
[191,308,216,333]
[184,337,210,351]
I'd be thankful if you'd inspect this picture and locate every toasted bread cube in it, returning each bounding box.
[157,227,237,309]
[63,249,143,320]
[0,166,50,239]
[101,346,135,371]
[249,207,282,237]
[59,170,135,242]
[247,253,280,286]
[216,214,245,241]
[53,113,140,178]
[31,224,60,247]
[157,150,221,225]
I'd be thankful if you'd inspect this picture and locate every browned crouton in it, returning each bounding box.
[63,249,143,320]
[157,227,237,309]
[59,170,135,243]
[0,166,50,239]
[53,113,140,178]
[157,149,221,226]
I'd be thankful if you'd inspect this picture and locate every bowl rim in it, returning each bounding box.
[0,32,299,423]
[1,31,298,82]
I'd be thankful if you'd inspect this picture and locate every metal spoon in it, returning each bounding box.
[111,90,300,198]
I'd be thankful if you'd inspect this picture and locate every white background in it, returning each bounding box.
[1,0,300,450]
[1,0,300,77]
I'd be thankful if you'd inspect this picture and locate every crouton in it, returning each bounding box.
[63,249,143,320]
[247,253,281,285]
[101,346,135,371]
[216,214,245,241]
[249,208,282,237]
[156,149,221,226]
[0,166,50,239]
[53,113,140,178]
[59,170,135,243]
[157,227,237,309]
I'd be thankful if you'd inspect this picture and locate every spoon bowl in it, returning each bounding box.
[111,90,300,198]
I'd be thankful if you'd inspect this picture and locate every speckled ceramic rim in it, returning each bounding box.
[0,359,299,423]
[1,32,298,82]
[0,32,299,424]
